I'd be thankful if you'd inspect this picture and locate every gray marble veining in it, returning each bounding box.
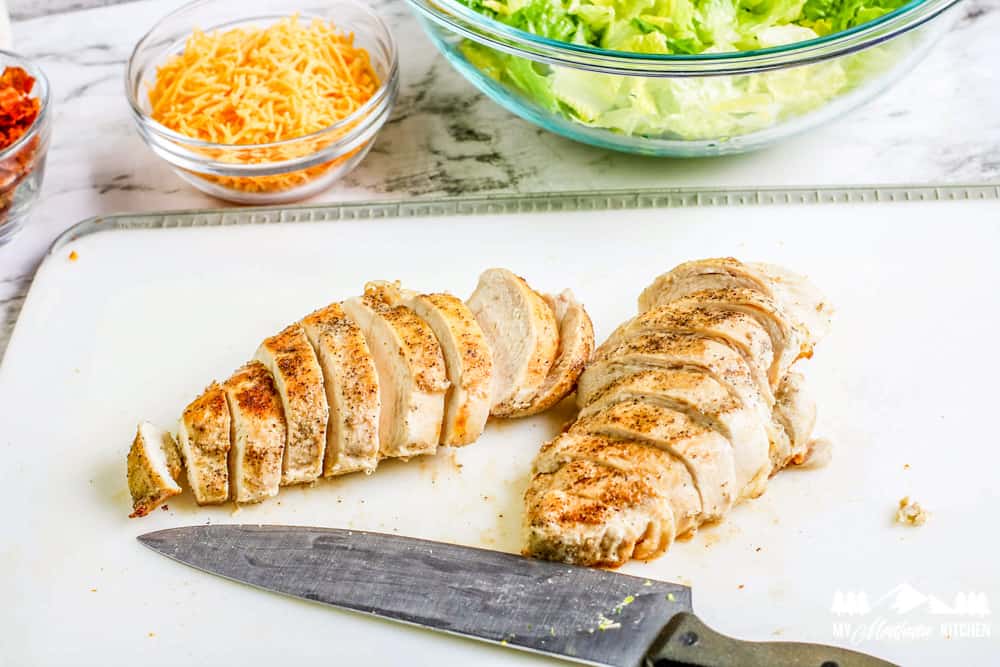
[0,0,999,359]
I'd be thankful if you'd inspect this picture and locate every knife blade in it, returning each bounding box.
[138,525,895,667]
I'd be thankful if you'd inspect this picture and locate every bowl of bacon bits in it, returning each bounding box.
[0,53,50,245]
[125,0,398,204]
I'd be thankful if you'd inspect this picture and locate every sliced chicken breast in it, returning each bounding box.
[342,290,449,459]
[594,304,774,398]
[579,368,771,499]
[127,421,183,518]
[254,324,328,486]
[524,459,674,566]
[505,290,595,418]
[532,431,701,539]
[301,303,381,475]
[372,282,493,446]
[221,361,285,503]
[569,400,737,522]
[176,383,231,505]
[467,268,559,416]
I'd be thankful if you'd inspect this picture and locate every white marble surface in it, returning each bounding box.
[0,0,998,358]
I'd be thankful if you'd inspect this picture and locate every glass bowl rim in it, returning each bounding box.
[408,0,960,74]
[0,50,52,161]
[124,0,399,151]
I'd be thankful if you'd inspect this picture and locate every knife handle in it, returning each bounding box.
[644,612,898,667]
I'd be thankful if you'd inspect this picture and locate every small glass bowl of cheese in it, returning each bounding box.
[125,0,398,204]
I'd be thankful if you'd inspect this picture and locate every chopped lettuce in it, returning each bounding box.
[455,0,909,140]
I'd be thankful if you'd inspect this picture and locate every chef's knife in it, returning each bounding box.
[139,525,894,667]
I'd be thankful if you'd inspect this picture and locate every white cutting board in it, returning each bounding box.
[1,191,998,666]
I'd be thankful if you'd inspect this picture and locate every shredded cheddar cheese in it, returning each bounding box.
[148,16,380,194]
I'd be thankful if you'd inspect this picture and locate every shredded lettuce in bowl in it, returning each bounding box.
[454,0,911,140]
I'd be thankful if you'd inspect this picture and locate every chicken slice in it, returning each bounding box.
[773,370,817,467]
[533,431,701,538]
[342,290,449,459]
[594,304,774,398]
[371,282,493,446]
[569,400,736,522]
[467,268,559,417]
[221,361,285,503]
[579,368,771,499]
[176,383,231,505]
[127,421,183,517]
[254,324,328,485]
[505,290,595,418]
[524,459,674,566]
[301,303,381,475]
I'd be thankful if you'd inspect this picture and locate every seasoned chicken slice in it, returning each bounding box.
[343,290,449,459]
[176,383,231,505]
[773,371,817,466]
[594,304,774,398]
[639,258,829,356]
[467,268,559,417]
[254,324,329,485]
[570,400,736,521]
[301,303,381,475]
[532,431,701,539]
[221,361,285,503]
[524,459,674,566]
[579,368,771,499]
[127,421,183,517]
[578,332,774,421]
[372,282,493,446]
[505,290,595,418]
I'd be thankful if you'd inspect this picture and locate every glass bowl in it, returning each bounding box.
[125,0,398,204]
[407,0,960,157]
[0,51,51,246]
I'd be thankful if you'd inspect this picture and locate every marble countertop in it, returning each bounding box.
[1,0,998,358]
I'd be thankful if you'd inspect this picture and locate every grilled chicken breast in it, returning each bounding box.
[127,421,183,518]
[505,290,595,418]
[373,282,493,446]
[526,258,829,566]
[467,269,559,417]
[343,288,449,459]
[176,383,231,505]
[254,324,329,486]
[301,303,381,475]
[222,361,285,503]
